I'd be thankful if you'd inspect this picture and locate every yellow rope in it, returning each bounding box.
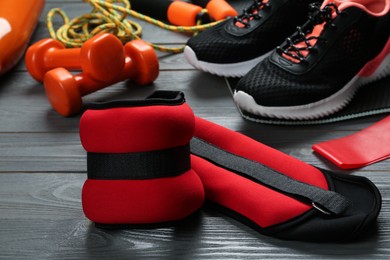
[47,0,223,53]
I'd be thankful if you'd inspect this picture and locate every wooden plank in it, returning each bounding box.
[1,72,389,172]
[0,173,389,259]
[2,0,390,258]
[0,70,244,132]
[0,133,85,172]
[0,70,384,133]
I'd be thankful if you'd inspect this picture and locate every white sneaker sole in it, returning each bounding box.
[234,41,390,120]
[184,46,272,78]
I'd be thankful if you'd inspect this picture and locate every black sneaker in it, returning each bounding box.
[184,0,319,77]
[234,0,390,120]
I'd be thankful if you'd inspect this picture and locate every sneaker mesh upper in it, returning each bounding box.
[186,0,316,64]
[236,5,390,107]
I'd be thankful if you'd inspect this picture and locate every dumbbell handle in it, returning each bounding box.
[44,48,82,70]
[73,73,102,96]
[43,57,147,116]
[73,56,138,96]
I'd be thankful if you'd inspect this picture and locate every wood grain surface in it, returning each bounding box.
[1,0,390,259]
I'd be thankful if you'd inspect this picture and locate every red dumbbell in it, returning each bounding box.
[25,33,125,83]
[43,39,159,117]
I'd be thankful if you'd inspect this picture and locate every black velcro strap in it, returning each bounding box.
[88,144,191,180]
[86,91,185,110]
[190,137,351,216]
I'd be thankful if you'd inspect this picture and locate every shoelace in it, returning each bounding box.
[277,3,342,63]
[234,0,271,28]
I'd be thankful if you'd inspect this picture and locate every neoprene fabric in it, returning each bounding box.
[192,116,381,241]
[79,90,381,242]
[79,91,205,225]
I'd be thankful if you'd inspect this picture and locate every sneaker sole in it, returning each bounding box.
[184,46,271,78]
[234,38,390,120]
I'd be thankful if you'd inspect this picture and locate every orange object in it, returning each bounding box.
[25,33,125,83]
[0,0,45,75]
[43,40,160,117]
[206,0,238,21]
[167,1,203,26]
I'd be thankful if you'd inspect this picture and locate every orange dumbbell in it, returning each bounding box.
[25,33,125,83]
[43,39,159,117]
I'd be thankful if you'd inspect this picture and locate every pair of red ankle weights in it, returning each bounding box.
[79,91,381,242]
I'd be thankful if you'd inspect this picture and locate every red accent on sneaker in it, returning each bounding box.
[333,0,390,17]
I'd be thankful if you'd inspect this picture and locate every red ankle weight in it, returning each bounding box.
[79,91,204,225]
[191,117,381,241]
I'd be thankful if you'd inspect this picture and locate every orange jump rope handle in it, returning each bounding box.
[193,0,238,20]
[205,0,238,21]
[43,40,159,117]
[25,34,125,83]
[131,0,206,26]
[167,1,203,26]
[0,0,45,75]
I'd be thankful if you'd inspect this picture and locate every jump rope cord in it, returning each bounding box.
[46,0,222,53]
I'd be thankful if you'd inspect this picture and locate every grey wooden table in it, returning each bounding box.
[1,0,390,259]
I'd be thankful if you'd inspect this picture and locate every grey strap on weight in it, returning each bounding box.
[190,137,352,215]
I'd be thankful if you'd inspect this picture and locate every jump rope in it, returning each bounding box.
[46,0,228,53]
